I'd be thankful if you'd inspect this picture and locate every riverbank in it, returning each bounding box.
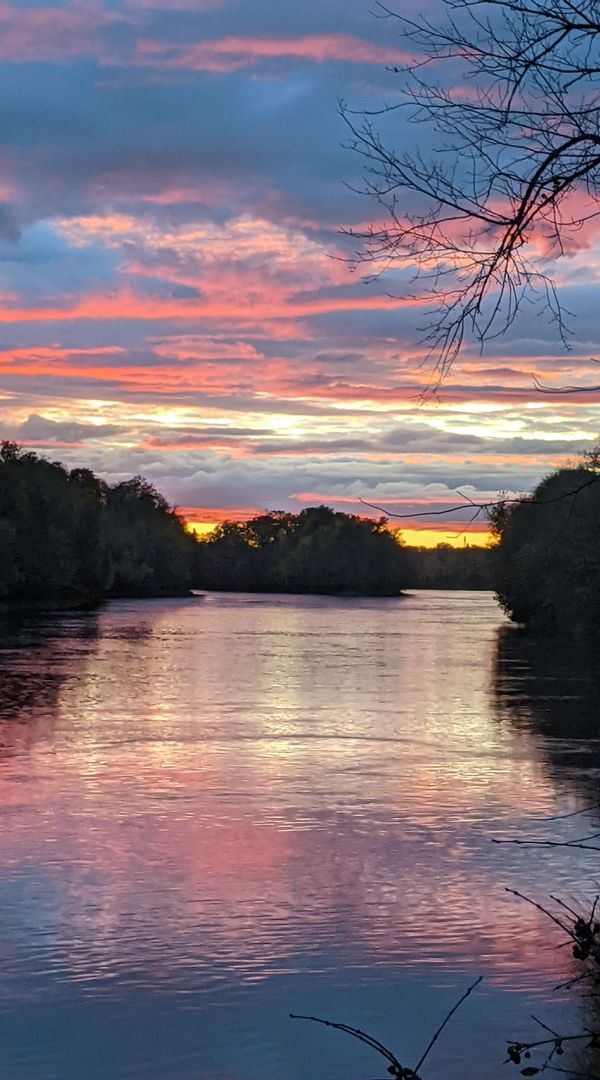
[0,589,196,615]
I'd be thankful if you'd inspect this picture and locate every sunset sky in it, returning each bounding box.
[2,0,600,545]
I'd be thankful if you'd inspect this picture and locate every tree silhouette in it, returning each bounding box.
[344,0,600,380]
[490,458,600,632]
[199,507,410,595]
[0,444,199,608]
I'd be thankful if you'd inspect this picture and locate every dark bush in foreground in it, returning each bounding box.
[491,463,600,634]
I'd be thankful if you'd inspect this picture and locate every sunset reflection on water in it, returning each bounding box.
[0,592,597,1080]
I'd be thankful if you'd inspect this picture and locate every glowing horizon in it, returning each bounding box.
[185,515,492,549]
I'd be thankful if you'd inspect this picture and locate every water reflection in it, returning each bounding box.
[493,626,600,803]
[0,613,100,759]
[493,625,600,1079]
[0,593,596,1079]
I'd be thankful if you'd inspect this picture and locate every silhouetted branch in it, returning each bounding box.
[291,976,482,1079]
[413,976,483,1072]
[503,887,576,939]
[359,470,600,521]
[493,865,600,1075]
[346,0,600,382]
[538,804,600,823]
[494,838,600,853]
[289,1013,406,1072]
[506,1027,600,1072]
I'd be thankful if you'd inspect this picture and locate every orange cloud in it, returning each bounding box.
[181,506,260,524]
[0,287,405,327]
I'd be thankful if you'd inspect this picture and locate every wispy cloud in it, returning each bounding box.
[135,34,413,72]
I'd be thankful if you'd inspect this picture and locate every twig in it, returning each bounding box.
[551,897,586,921]
[291,976,483,1079]
[289,1014,403,1071]
[413,976,483,1073]
[504,888,575,937]
[540,803,600,822]
[493,838,600,854]
[530,1016,560,1038]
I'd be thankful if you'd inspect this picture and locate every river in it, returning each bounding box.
[0,590,598,1079]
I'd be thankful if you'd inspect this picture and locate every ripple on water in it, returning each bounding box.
[0,591,597,1079]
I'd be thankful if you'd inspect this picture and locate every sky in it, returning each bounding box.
[1,0,600,545]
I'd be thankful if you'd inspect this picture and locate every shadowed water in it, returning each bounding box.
[0,591,598,1079]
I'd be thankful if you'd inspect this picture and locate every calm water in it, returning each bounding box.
[0,590,599,1079]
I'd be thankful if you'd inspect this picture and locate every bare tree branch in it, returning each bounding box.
[345,0,600,383]
[291,977,482,1079]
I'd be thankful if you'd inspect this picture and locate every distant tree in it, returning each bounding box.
[406,543,494,590]
[200,520,262,591]
[199,507,408,596]
[345,0,600,380]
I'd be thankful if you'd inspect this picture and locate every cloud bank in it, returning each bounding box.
[0,0,598,541]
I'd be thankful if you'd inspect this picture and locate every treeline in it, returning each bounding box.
[0,442,198,608]
[491,453,600,635]
[198,508,494,594]
[405,543,493,590]
[0,441,497,609]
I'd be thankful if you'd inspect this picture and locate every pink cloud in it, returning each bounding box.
[0,10,414,72]
[0,286,406,329]
[86,172,239,211]
[0,2,128,62]
[181,506,260,524]
[127,0,227,8]
[136,34,413,73]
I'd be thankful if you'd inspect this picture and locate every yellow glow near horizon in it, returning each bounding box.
[186,522,218,538]
[186,520,491,549]
[399,528,491,548]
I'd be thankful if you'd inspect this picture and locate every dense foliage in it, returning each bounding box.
[0,442,199,608]
[491,460,600,634]
[198,507,409,595]
[405,544,493,591]
[0,442,497,607]
[197,508,495,595]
